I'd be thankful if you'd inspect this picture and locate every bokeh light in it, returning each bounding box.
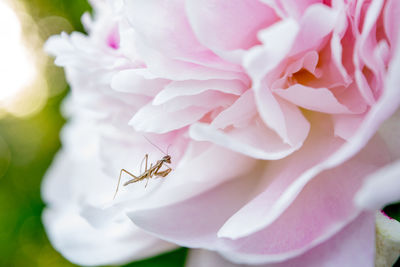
[0,0,49,118]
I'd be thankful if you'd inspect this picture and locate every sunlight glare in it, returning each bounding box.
[0,1,36,101]
[0,0,48,118]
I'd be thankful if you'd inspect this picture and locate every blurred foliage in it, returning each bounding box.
[0,0,187,266]
[0,0,398,266]
[384,202,400,222]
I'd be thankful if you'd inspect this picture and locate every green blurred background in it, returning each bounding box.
[0,0,398,266]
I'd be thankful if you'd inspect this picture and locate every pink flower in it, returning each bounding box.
[43,0,400,266]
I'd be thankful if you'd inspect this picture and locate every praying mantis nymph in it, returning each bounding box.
[113,137,172,199]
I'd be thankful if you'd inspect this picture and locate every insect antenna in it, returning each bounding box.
[143,135,168,155]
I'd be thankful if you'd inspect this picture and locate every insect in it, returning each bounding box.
[113,137,172,199]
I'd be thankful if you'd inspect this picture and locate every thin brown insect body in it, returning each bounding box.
[113,139,172,199]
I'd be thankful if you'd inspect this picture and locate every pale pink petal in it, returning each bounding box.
[123,0,206,60]
[41,117,111,207]
[45,34,75,58]
[44,1,400,266]
[119,143,257,211]
[297,23,400,200]
[153,79,247,105]
[254,82,310,146]
[384,0,400,55]
[354,69,376,105]
[269,51,321,90]
[215,140,387,264]
[217,119,389,242]
[355,160,400,210]
[126,174,260,248]
[289,4,339,56]
[210,89,256,129]
[262,0,322,20]
[186,0,278,51]
[129,104,209,134]
[274,85,355,114]
[133,36,247,81]
[276,211,374,267]
[353,0,386,104]
[330,26,353,85]
[244,18,299,81]
[332,113,365,140]
[123,0,240,71]
[223,212,375,267]
[208,60,400,260]
[356,0,384,71]
[330,82,369,114]
[190,91,298,160]
[123,118,389,264]
[152,90,237,112]
[190,120,298,160]
[187,211,375,267]
[244,18,310,146]
[125,136,384,263]
[43,208,175,266]
[111,69,169,97]
[42,149,175,266]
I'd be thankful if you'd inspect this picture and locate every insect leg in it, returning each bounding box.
[113,169,138,199]
[154,163,172,177]
[139,154,149,174]
[144,163,153,188]
[123,169,141,186]
[154,168,172,177]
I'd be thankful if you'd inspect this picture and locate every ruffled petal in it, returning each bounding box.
[42,151,175,266]
[274,85,355,114]
[217,125,389,241]
[186,0,278,51]
[187,213,376,267]
[111,69,169,97]
[355,160,400,210]
[255,83,310,146]
[223,212,376,267]
[129,104,209,133]
[43,208,175,266]
[153,79,247,105]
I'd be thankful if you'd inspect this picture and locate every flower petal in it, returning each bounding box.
[153,79,247,105]
[42,147,175,266]
[217,129,389,241]
[355,160,400,210]
[190,120,297,160]
[244,18,299,81]
[187,213,375,267]
[274,85,355,114]
[223,212,376,267]
[125,116,389,264]
[129,104,209,133]
[186,0,278,51]
[189,89,298,160]
[111,69,169,97]
[43,207,175,266]
[256,84,310,146]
